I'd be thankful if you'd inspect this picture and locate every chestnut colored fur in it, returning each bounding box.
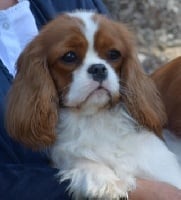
[151,56,181,136]
[6,13,166,149]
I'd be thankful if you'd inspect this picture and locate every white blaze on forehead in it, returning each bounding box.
[68,11,98,51]
[68,11,107,70]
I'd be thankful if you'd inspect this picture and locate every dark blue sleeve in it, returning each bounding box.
[30,0,109,29]
[0,164,70,200]
[0,63,70,200]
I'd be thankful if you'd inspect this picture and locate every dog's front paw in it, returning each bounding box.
[59,166,135,200]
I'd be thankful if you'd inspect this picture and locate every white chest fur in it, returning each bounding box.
[51,106,181,199]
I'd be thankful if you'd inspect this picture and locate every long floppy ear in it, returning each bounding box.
[6,40,59,149]
[120,52,166,136]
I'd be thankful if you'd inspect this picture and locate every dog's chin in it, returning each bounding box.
[86,87,111,104]
[80,88,111,115]
[64,88,112,115]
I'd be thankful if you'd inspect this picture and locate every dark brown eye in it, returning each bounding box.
[61,51,77,63]
[107,50,121,61]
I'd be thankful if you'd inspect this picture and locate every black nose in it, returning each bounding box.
[87,64,108,83]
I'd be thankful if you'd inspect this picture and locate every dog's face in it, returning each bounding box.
[43,12,130,111]
[6,11,166,149]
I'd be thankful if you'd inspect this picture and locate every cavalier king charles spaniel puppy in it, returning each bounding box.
[6,11,181,199]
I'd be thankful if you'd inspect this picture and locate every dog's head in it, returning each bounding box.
[6,11,166,149]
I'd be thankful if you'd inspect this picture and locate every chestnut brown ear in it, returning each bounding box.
[120,53,166,136]
[6,40,59,149]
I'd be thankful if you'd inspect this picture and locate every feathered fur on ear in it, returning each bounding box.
[6,40,59,150]
[120,53,166,136]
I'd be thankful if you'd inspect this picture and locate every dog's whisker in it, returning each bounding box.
[119,79,127,84]
[119,87,135,96]
[61,84,71,92]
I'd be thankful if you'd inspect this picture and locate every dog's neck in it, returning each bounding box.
[57,104,139,139]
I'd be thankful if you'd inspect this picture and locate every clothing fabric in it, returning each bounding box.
[0,0,38,76]
[0,1,109,199]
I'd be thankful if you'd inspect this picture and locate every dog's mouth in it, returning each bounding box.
[62,85,112,110]
[86,85,111,100]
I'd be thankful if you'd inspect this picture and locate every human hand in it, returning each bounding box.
[129,179,181,200]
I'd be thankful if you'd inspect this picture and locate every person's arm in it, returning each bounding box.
[0,0,17,10]
[130,179,181,200]
[0,164,70,200]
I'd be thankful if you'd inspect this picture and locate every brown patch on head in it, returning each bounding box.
[45,15,88,105]
[94,14,132,73]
